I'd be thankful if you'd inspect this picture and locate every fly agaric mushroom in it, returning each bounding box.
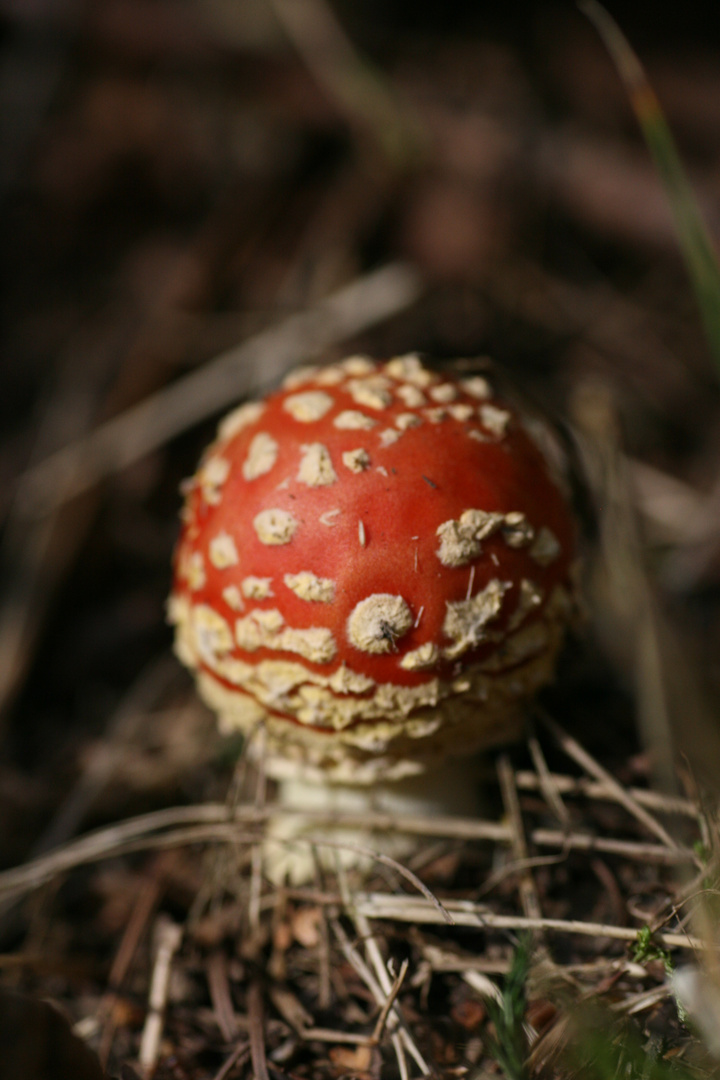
[169,354,577,856]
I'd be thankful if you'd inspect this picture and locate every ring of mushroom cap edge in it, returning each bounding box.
[169,354,578,783]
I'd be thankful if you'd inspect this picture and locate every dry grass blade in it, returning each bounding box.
[539,709,681,852]
[580,0,720,379]
[574,379,720,803]
[300,1027,376,1045]
[329,915,387,1009]
[301,836,455,925]
[526,735,571,827]
[514,771,698,818]
[497,754,544,925]
[610,984,670,1016]
[628,458,713,546]
[0,317,136,727]
[316,896,332,1011]
[326,825,694,865]
[18,262,422,517]
[355,910,429,1077]
[0,818,262,902]
[0,801,701,905]
[371,958,410,1044]
[354,894,703,951]
[337,864,430,1077]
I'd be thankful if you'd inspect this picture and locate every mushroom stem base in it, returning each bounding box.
[263,758,485,885]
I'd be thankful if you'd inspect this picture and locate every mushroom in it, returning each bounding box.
[169,354,577,872]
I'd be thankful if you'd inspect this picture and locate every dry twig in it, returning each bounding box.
[211,1041,251,1080]
[247,980,270,1080]
[343,891,430,1076]
[539,709,682,852]
[526,736,572,827]
[207,951,239,1043]
[497,754,544,925]
[98,872,163,1067]
[354,894,703,951]
[371,958,410,1045]
[138,915,183,1076]
[514,770,699,817]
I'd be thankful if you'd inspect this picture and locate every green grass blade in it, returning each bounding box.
[483,935,532,1080]
[579,0,720,382]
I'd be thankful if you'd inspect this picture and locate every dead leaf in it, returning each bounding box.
[0,988,106,1080]
[328,1043,374,1072]
[292,905,322,948]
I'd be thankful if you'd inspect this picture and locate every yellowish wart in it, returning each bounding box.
[436,508,505,567]
[333,410,377,430]
[480,403,511,438]
[222,585,245,611]
[400,642,440,670]
[217,401,265,442]
[242,576,274,599]
[253,508,298,545]
[342,448,371,473]
[530,526,561,566]
[297,443,338,487]
[319,508,341,526]
[198,456,230,505]
[442,579,511,660]
[460,376,492,400]
[235,609,336,663]
[347,594,413,654]
[347,376,393,411]
[184,550,206,591]
[284,571,336,603]
[243,432,279,481]
[209,532,240,569]
[283,391,334,423]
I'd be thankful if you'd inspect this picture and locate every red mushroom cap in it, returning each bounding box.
[169,355,577,782]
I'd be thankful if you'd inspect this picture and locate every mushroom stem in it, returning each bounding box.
[264,759,485,884]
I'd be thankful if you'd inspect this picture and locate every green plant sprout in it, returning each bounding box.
[633,926,690,1026]
[633,924,675,976]
[483,935,533,1080]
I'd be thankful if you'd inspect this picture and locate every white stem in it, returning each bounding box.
[264,758,485,884]
[278,757,484,820]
